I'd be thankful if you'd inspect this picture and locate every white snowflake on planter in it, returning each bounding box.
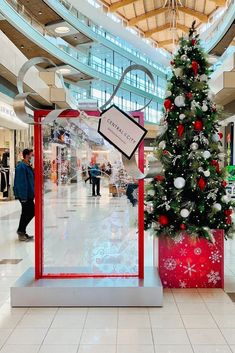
[183,261,196,277]
[164,257,177,271]
[179,280,187,288]
[180,248,187,256]
[194,247,202,256]
[207,270,221,285]
[209,250,221,263]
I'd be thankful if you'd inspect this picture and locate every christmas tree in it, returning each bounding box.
[145,22,234,242]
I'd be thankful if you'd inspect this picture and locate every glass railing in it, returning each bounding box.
[211,46,235,73]
[200,0,235,51]
[53,0,169,74]
[5,0,164,99]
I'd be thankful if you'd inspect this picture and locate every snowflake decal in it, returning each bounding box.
[180,248,187,256]
[194,247,202,256]
[207,270,221,285]
[209,250,221,264]
[183,261,196,277]
[164,257,177,271]
[179,280,187,288]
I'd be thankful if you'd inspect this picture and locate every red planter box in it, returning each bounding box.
[158,230,224,288]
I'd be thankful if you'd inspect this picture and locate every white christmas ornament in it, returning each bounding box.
[174,177,186,189]
[202,103,208,112]
[159,140,166,149]
[212,133,219,142]
[179,113,186,120]
[203,170,210,177]
[165,90,172,98]
[213,203,222,211]
[222,195,230,203]
[190,142,199,151]
[202,151,211,159]
[181,54,188,61]
[180,209,190,218]
[174,95,185,107]
[147,190,155,196]
[174,67,183,78]
[200,74,208,82]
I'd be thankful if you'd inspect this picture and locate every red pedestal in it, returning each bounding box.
[158,230,224,288]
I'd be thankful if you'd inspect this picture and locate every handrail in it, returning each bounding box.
[4,0,165,99]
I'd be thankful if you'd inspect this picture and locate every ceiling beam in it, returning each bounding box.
[178,7,208,22]
[145,22,189,37]
[129,8,168,26]
[210,0,226,6]
[145,23,171,37]
[109,0,138,12]
[158,39,175,47]
[177,23,189,33]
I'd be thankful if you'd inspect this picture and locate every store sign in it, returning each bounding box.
[78,99,98,111]
[0,102,16,119]
[98,105,147,159]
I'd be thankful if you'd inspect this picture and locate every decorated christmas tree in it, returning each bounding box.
[145,22,234,242]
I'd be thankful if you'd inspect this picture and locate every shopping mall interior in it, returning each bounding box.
[1,0,235,352]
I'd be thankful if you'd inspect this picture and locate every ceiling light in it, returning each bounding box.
[38,11,42,15]
[57,68,71,75]
[20,45,24,49]
[54,26,70,34]
[74,36,77,39]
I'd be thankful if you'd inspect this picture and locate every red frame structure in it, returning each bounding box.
[34,109,145,280]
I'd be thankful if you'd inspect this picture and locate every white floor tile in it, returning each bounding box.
[200,292,232,303]
[149,303,179,315]
[39,345,78,353]
[118,314,150,329]
[150,314,184,329]
[57,308,88,315]
[155,345,193,353]
[182,315,217,328]
[193,345,232,353]
[44,328,82,345]
[0,344,40,353]
[119,308,149,314]
[206,303,235,315]
[26,308,57,315]
[78,345,116,353]
[0,314,22,329]
[213,314,235,328]
[52,314,86,329]
[117,345,154,353]
[81,329,117,345]
[17,314,54,328]
[117,329,153,344]
[187,328,227,345]
[85,314,117,329]
[88,308,118,315]
[6,328,47,345]
[177,303,210,315]
[221,329,235,344]
[152,328,190,345]
[173,292,203,303]
[230,345,235,353]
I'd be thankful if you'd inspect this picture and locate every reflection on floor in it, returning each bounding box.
[0,183,235,352]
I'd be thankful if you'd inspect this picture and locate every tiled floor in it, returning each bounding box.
[1,184,235,352]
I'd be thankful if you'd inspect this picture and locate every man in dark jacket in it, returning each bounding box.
[14,149,34,241]
[90,164,101,197]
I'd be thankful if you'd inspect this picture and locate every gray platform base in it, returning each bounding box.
[11,267,163,307]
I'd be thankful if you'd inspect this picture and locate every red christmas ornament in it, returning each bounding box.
[221,181,227,188]
[224,209,233,216]
[177,123,184,138]
[186,92,193,100]
[218,132,223,139]
[226,216,232,225]
[191,39,197,46]
[194,120,203,131]
[163,150,169,155]
[159,215,169,226]
[180,224,186,230]
[198,177,206,191]
[164,98,172,112]
[170,60,175,66]
[211,160,218,167]
[192,60,199,76]
[155,175,164,182]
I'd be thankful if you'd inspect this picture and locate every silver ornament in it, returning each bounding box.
[190,142,199,151]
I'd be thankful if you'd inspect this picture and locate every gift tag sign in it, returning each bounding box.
[98,105,147,159]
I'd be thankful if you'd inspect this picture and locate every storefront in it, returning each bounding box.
[0,93,28,200]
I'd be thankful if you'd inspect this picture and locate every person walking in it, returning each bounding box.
[14,149,34,241]
[90,163,101,197]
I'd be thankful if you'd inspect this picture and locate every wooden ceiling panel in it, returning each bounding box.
[19,0,61,25]
[0,21,63,67]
